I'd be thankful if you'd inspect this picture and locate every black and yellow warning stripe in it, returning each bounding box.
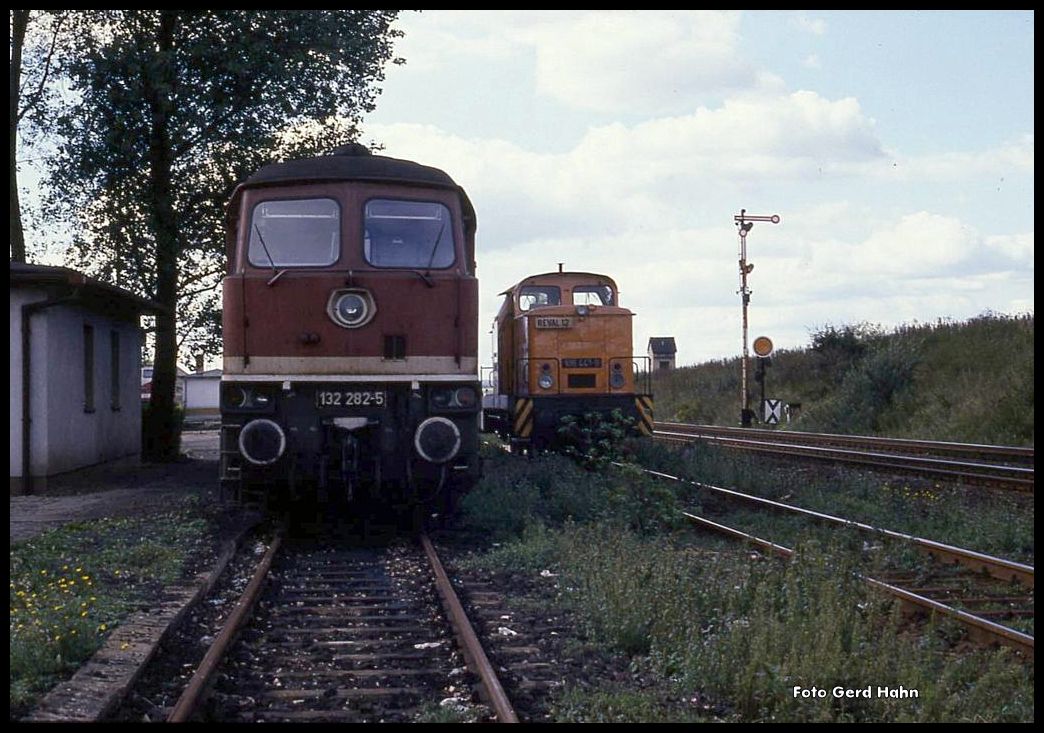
[513,397,534,438]
[635,395,654,435]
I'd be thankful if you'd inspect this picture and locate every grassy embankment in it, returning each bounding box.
[9,497,221,718]
[456,436,1034,722]
[652,312,1034,446]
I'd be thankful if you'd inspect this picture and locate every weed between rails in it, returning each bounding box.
[460,445,1034,722]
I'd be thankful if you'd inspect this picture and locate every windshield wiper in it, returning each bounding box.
[253,224,285,286]
[419,220,447,289]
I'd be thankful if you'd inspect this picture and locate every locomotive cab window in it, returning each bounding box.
[518,286,561,311]
[248,198,340,267]
[572,285,614,306]
[364,199,456,269]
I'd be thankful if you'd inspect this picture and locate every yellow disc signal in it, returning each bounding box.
[753,336,774,358]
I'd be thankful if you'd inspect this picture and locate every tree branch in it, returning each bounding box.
[16,11,67,124]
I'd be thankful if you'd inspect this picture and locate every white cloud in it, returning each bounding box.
[792,15,827,36]
[869,134,1034,181]
[985,232,1034,266]
[803,54,821,69]
[531,11,765,113]
[390,10,772,115]
[359,10,1033,366]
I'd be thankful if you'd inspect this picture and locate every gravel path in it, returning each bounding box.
[9,431,221,545]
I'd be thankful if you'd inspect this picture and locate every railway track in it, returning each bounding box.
[168,530,518,723]
[633,465,1034,658]
[653,422,1034,491]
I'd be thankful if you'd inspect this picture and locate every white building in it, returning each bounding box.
[10,262,159,494]
[183,368,222,421]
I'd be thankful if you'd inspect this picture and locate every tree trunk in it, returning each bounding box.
[142,11,181,462]
[10,9,29,263]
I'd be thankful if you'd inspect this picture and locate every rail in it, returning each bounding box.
[637,466,1033,588]
[680,510,1034,658]
[654,423,1034,491]
[168,531,517,723]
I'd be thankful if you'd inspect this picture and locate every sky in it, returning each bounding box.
[357,10,1034,369]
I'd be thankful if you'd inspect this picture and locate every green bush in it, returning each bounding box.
[649,313,1032,445]
[556,410,641,468]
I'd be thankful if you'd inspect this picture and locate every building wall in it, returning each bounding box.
[11,294,142,478]
[183,375,221,413]
[10,288,45,478]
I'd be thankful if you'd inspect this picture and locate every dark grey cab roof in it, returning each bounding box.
[237,143,475,229]
[245,145,457,189]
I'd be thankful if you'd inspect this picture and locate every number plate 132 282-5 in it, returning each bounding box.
[316,390,386,408]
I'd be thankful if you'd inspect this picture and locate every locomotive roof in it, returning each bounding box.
[501,271,619,295]
[244,148,454,188]
[233,143,475,229]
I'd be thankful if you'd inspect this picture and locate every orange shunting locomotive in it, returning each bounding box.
[483,270,653,449]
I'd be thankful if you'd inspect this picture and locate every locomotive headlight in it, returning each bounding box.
[252,392,271,408]
[415,417,461,464]
[610,371,626,389]
[328,289,375,329]
[238,418,286,466]
[225,386,249,409]
[335,293,367,325]
[453,386,477,408]
[430,388,453,409]
[538,373,554,390]
[576,304,589,316]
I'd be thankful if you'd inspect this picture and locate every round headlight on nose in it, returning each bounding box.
[414,417,461,464]
[328,289,375,328]
[238,418,286,466]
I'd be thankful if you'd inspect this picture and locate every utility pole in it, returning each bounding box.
[734,209,780,426]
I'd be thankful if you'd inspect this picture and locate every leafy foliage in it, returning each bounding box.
[39,10,404,459]
[653,313,1033,445]
[556,409,642,468]
[45,10,403,361]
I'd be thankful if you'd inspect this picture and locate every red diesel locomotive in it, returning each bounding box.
[220,144,481,507]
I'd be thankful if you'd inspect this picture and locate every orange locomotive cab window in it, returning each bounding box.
[518,286,560,311]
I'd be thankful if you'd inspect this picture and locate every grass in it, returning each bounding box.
[458,445,1035,722]
[9,496,220,717]
[629,438,1034,563]
[653,312,1034,446]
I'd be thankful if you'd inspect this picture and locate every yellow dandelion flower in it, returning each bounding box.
[98,623,107,631]
[120,642,130,650]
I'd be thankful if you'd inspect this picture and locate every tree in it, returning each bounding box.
[47,10,404,460]
[9,10,69,262]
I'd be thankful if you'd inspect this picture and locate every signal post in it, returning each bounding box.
[734,209,780,426]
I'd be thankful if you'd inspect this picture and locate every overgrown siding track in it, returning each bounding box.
[636,466,1034,658]
[170,531,517,723]
[654,422,1034,491]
